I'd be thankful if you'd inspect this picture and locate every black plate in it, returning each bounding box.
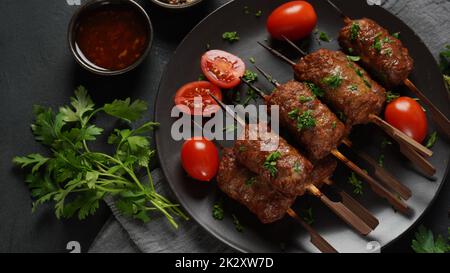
[155,0,449,252]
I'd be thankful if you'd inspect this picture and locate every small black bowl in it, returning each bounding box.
[68,0,153,76]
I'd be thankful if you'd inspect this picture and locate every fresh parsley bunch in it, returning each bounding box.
[13,86,187,228]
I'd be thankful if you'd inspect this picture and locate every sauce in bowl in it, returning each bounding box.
[70,1,152,74]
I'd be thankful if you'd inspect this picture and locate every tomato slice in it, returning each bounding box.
[174,81,222,116]
[181,137,219,182]
[200,50,246,89]
[384,97,428,143]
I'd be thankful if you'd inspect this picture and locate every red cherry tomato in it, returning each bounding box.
[174,81,222,116]
[385,97,428,143]
[267,1,318,40]
[200,50,246,89]
[181,137,219,182]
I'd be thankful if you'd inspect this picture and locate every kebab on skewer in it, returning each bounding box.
[217,148,338,253]
[242,67,411,201]
[258,41,435,177]
[327,0,450,138]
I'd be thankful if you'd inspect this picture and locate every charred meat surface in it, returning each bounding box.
[338,18,414,87]
[294,49,386,126]
[233,124,314,197]
[267,80,346,161]
[217,149,295,224]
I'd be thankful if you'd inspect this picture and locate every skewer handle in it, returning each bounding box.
[342,139,412,200]
[286,208,338,253]
[331,149,410,214]
[399,144,436,177]
[323,178,379,230]
[307,185,373,235]
[370,114,432,157]
[404,78,450,139]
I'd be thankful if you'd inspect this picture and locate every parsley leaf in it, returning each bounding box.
[322,74,343,89]
[232,214,244,232]
[412,226,449,253]
[425,132,438,148]
[103,98,148,123]
[306,82,325,97]
[392,32,400,39]
[347,55,361,62]
[212,201,224,220]
[301,207,314,225]
[319,31,331,42]
[288,109,316,131]
[242,69,258,83]
[386,91,400,103]
[348,172,363,195]
[264,151,282,177]
[350,22,360,41]
[222,31,239,42]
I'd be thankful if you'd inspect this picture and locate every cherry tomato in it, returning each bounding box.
[385,97,428,143]
[181,137,219,182]
[267,1,317,40]
[174,81,222,116]
[200,50,246,89]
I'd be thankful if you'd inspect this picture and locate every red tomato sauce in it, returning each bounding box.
[75,5,149,71]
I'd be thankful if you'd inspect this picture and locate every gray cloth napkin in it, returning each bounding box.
[89,0,449,253]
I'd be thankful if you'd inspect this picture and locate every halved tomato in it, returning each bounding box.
[200,50,246,89]
[174,81,222,116]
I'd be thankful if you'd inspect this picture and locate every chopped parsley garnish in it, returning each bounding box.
[347,55,361,62]
[385,91,400,103]
[319,31,331,42]
[381,138,393,149]
[249,57,256,64]
[232,214,244,232]
[301,207,314,225]
[348,172,363,195]
[293,162,302,173]
[383,48,393,56]
[425,132,438,148]
[392,32,400,39]
[198,74,206,81]
[322,74,343,89]
[245,176,257,186]
[264,151,282,177]
[348,47,354,53]
[288,109,316,131]
[350,22,360,41]
[222,31,239,42]
[212,202,224,220]
[242,69,258,82]
[354,67,363,77]
[223,124,237,133]
[255,10,262,17]
[206,43,210,50]
[331,121,337,129]
[337,111,346,122]
[363,79,372,88]
[378,154,385,167]
[372,33,383,53]
[299,96,314,103]
[348,84,358,92]
[242,87,258,106]
[306,82,325,97]
[243,6,250,14]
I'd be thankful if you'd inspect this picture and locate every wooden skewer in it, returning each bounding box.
[286,208,338,253]
[251,65,412,200]
[323,178,379,229]
[208,90,375,235]
[331,149,409,214]
[341,139,412,200]
[326,0,450,139]
[192,121,338,253]
[258,40,435,176]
